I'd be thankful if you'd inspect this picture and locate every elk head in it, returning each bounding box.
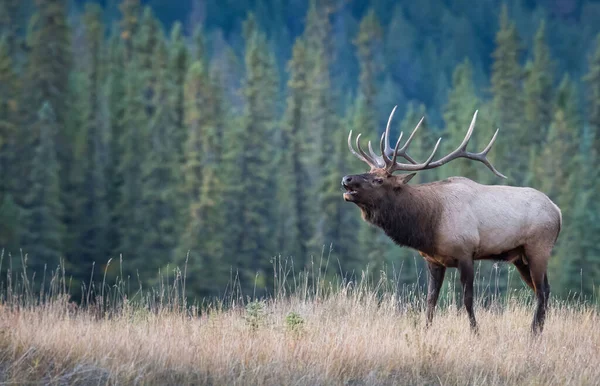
[342,106,506,209]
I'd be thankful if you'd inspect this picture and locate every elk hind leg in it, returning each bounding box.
[513,257,534,291]
[524,245,550,335]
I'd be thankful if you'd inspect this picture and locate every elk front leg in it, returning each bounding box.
[458,259,477,332]
[426,262,446,327]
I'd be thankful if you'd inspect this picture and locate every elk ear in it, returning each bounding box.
[398,173,417,184]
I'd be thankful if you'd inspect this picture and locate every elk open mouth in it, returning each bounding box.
[342,184,358,200]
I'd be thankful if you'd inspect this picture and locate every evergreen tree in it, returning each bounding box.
[277,38,310,264]
[490,5,525,184]
[140,36,181,278]
[115,56,146,265]
[557,157,600,296]
[555,74,581,132]
[441,59,481,181]
[21,103,65,277]
[0,36,21,254]
[135,7,161,119]
[534,109,578,202]
[0,36,19,196]
[0,0,23,58]
[176,33,232,296]
[226,13,280,291]
[523,20,554,145]
[168,21,189,161]
[106,25,127,257]
[119,0,141,63]
[71,4,110,281]
[318,103,362,275]
[25,0,71,126]
[584,34,600,155]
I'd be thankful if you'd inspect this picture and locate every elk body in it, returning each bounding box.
[342,107,562,334]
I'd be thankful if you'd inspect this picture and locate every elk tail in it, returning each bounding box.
[553,204,562,244]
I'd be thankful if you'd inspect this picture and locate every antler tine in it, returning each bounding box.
[389,131,404,165]
[470,129,507,178]
[387,137,442,172]
[383,106,420,165]
[456,109,477,151]
[383,105,398,158]
[356,133,379,168]
[347,130,366,162]
[368,140,385,168]
[348,130,380,169]
[380,131,391,167]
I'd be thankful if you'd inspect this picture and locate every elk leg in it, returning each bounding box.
[426,262,446,327]
[525,246,550,335]
[458,260,477,332]
[513,258,534,290]
[544,274,550,304]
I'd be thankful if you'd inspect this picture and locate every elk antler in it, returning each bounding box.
[347,106,507,178]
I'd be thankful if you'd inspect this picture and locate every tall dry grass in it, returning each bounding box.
[0,251,599,385]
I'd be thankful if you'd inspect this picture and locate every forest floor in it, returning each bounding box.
[0,287,599,385]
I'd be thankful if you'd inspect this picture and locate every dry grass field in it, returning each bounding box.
[0,256,599,385]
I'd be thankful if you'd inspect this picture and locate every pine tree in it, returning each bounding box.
[25,0,71,126]
[318,103,362,275]
[139,36,181,278]
[441,59,481,181]
[490,5,525,184]
[135,7,161,119]
[0,36,19,196]
[0,0,23,57]
[302,1,340,258]
[557,157,600,297]
[555,74,581,132]
[71,4,110,281]
[119,0,141,63]
[534,110,578,202]
[106,25,127,257]
[523,20,554,145]
[583,34,600,155]
[0,36,21,253]
[168,21,189,162]
[277,38,310,264]
[354,9,383,134]
[21,103,65,278]
[226,13,280,291]
[115,56,146,265]
[24,0,74,277]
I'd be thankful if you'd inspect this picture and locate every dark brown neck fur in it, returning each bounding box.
[360,185,442,256]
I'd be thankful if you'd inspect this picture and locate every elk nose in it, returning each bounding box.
[342,176,353,186]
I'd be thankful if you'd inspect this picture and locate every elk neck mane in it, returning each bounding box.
[360,183,443,256]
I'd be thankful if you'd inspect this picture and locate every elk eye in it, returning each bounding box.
[373,177,384,185]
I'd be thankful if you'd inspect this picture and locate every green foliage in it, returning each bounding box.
[21,103,65,274]
[584,34,600,154]
[139,35,181,277]
[285,311,305,335]
[245,300,266,330]
[70,4,110,281]
[441,59,481,181]
[523,21,554,145]
[277,38,311,263]
[490,5,525,184]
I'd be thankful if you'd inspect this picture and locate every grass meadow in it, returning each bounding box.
[0,251,599,385]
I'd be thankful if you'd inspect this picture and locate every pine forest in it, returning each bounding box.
[1,0,600,304]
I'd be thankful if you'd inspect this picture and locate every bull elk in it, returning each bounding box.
[342,106,562,334]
